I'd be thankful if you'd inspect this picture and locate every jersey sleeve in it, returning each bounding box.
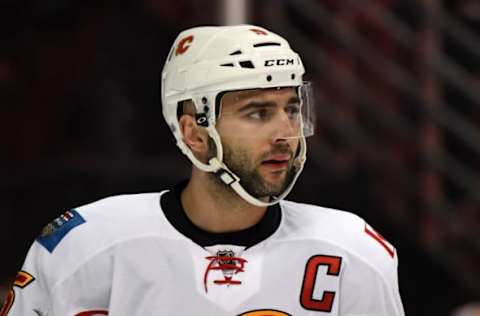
[4,242,50,315]
[4,208,112,316]
[341,257,404,315]
[339,221,405,316]
[345,260,404,315]
[5,242,113,316]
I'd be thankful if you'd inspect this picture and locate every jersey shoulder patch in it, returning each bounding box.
[36,209,86,253]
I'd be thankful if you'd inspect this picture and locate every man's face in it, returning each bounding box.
[211,87,301,198]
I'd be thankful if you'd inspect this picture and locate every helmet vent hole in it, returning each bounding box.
[253,42,281,48]
[266,75,272,82]
[291,74,296,80]
[229,50,242,56]
[220,63,235,67]
[239,61,255,69]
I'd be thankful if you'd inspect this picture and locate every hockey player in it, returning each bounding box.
[3,25,404,315]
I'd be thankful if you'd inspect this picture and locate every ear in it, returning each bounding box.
[179,114,209,158]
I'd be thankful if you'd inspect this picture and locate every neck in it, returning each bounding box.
[181,169,268,233]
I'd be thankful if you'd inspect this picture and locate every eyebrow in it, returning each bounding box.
[237,96,300,113]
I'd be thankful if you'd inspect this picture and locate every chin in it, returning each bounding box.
[264,171,287,184]
[264,179,287,195]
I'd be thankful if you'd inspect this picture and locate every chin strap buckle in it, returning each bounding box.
[218,169,237,185]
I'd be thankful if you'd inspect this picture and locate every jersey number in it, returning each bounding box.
[0,271,35,316]
[300,255,342,312]
[0,290,14,316]
[364,224,395,258]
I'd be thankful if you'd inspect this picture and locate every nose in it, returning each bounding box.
[271,110,297,142]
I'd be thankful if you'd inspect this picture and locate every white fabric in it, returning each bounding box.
[7,192,404,316]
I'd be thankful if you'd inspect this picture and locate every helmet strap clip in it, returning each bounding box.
[195,113,209,127]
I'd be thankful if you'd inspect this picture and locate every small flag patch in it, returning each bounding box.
[37,209,86,253]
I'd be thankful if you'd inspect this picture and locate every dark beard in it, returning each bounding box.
[207,138,296,199]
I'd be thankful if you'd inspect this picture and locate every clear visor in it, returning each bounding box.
[215,81,315,139]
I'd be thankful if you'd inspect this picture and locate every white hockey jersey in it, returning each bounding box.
[3,183,404,315]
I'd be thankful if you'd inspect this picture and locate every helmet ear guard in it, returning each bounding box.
[161,25,313,206]
[175,104,224,174]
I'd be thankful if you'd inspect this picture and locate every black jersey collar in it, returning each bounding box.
[160,181,281,248]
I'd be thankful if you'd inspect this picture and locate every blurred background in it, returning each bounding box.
[1,0,479,314]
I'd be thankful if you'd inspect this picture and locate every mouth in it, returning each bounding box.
[261,155,291,171]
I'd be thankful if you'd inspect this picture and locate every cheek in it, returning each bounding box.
[230,138,254,154]
[216,116,250,135]
[223,136,261,161]
[288,138,300,152]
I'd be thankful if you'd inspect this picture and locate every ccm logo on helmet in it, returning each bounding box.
[264,58,295,67]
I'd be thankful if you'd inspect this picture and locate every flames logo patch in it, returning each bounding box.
[239,309,291,316]
[0,271,35,316]
[175,35,194,56]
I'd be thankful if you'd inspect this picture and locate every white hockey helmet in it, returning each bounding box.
[161,25,314,206]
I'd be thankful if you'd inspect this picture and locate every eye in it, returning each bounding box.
[285,103,300,119]
[246,108,273,121]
